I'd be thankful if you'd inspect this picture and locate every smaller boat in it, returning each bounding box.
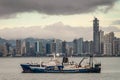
[20,55,101,73]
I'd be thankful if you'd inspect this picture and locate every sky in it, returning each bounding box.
[0,0,120,41]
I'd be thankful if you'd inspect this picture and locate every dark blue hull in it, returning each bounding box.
[20,64,40,73]
[20,64,101,73]
[30,69,101,73]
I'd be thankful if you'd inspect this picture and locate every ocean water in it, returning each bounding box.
[0,57,120,80]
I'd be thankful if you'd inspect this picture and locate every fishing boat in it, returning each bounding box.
[20,55,101,73]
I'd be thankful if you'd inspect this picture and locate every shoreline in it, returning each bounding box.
[0,55,120,58]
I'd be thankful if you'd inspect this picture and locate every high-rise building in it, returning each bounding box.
[21,41,26,55]
[73,39,77,55]
[104,32,115,55]
[93,17,100,54]
[0,44,7,56]
[62,41,67,56]
[55,39,62,54]
[113,38,120,56]
[21,41,31,56]
[46,43,51,54]
[5,42,10,56]
[34,43,37,54]
[67,42,73,56]
[73,38,83,55]
[83,41,91,54]
[25,41,31,55]
[67,47,73,56]
[77,38,83,55]
[35,41,44,56]
[51,39,57,54]
[99,30,104,54]
[16,40,22,56]
[89,41,94,54]
[104,43,112,55]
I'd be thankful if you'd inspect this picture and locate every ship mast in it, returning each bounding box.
[89,55,93,68]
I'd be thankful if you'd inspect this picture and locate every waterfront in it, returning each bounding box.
[0,57,120,80]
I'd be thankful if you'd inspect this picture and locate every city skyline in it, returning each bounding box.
[0,21,120,57]
[0,0,120,41]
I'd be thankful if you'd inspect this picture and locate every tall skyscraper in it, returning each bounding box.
[93,17,100,54]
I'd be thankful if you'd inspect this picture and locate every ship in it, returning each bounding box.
[20,55,101,73]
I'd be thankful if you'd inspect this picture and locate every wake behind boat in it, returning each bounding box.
[20,55,101,73]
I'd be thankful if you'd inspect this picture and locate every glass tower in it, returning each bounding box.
[93,17,100,54]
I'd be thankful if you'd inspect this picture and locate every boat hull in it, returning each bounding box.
[20,64,101,73]
[20,64,40,73]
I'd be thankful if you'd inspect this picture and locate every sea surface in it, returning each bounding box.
[0,57,120,80]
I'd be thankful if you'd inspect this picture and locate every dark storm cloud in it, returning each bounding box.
[0,0,118,18]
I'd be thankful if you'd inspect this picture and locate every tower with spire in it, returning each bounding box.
[93,17,100,54]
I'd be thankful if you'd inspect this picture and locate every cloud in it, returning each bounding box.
[111,20,120,25]
[103,26,120,32]
[0,22,93,41]
[0,0,118,18]
[0,22,119,41]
